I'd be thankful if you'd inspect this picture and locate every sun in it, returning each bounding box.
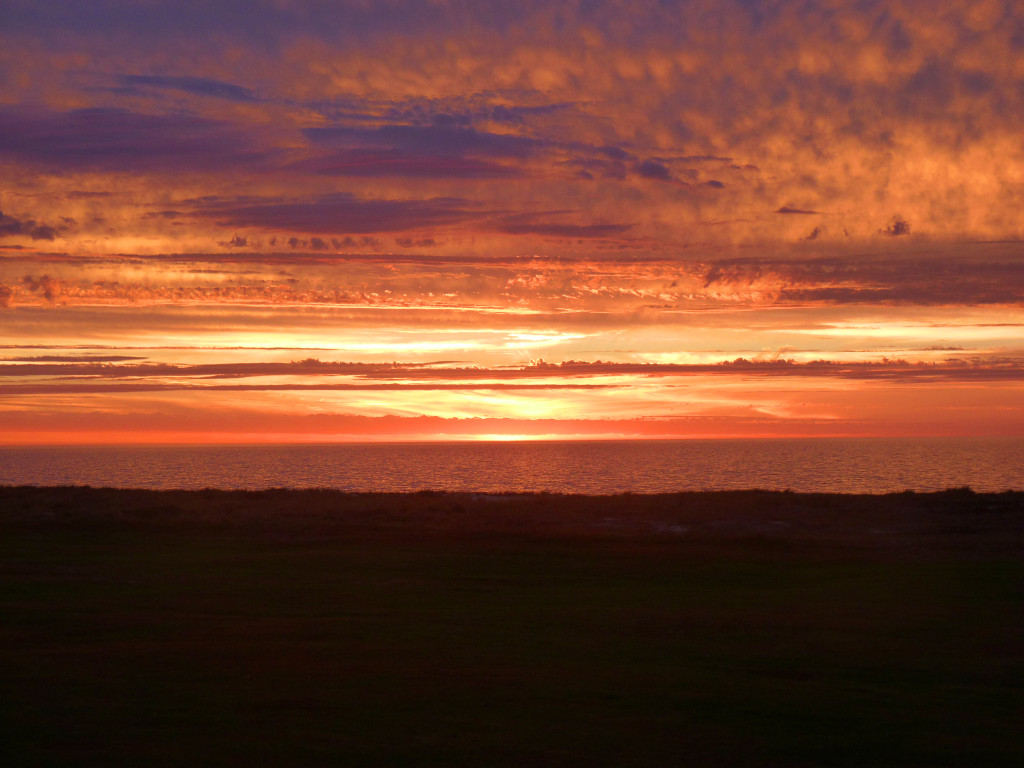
[467,433,558,442]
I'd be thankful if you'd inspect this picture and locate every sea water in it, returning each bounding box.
[1,437,1021,493]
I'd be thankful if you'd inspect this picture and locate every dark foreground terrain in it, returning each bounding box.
[2,486,1023,766]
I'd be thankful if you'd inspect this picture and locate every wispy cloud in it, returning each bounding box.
[4,358,1022,386]
[0,107,270,172]
[294,148,522,179]
[115,74,261,102]
[0,210,59,241]
[189,193,482,235]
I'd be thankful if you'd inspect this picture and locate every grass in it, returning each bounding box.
[2,487,1023,766]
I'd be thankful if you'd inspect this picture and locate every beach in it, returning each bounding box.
[2,486,1023,765]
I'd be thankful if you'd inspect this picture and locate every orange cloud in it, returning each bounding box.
[2,1,1023,443]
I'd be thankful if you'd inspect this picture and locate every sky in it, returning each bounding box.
[1,0,1023,444]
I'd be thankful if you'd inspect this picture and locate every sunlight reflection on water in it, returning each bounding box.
[2,437,1022,493]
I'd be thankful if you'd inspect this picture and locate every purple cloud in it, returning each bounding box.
[491,213,633,239]
[776,206,821,215]
[116,74,261,103]
[0,210,58,241]
[3,358,1023,389]
[304,123,544,160]
[0,107,269,172]
[193,193,481,234]
[635,159,673,181]
[703,251,1024,305]
[295,148,520,178]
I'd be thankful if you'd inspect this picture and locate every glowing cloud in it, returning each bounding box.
[1,1,1022,442]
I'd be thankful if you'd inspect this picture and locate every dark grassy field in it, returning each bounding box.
[2,486,1023,766]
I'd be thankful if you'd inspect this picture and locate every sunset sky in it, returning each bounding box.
[2,0,1023,443]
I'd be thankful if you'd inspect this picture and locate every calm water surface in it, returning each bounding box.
[1,438,1022,494]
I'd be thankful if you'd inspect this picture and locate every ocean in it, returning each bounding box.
[1,437,1021,494]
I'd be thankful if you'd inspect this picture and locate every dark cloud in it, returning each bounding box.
[881,215,911,237]
[21,274,61,302]
[427,112,472,129]
[65,191,113,199]
[776,206,821,215]
[487,102,573,123]
[683,155,734,163]
[295,148,520,178]
[3,358,1022,392]
[599,146,632,161]
[117,74,261,102]
[371,99,576,134]
[0,210,58,241]
[0,107,268,172]
[581,148,732,185]
[497,222,633,238]
[520,360,1024,383]
[571,157,628,180]
[635,159,673,181]
[0,381,613,396]
[333,236,381,250]
[491,214,633,239]
[0,360,411,379]
[304,123,543,160]
[194,193,480,234]
[703,250,1024,305]
[396,237,437,248]
[0,0,522,46]
[897,59,1001,122]
[2,355,145,362]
